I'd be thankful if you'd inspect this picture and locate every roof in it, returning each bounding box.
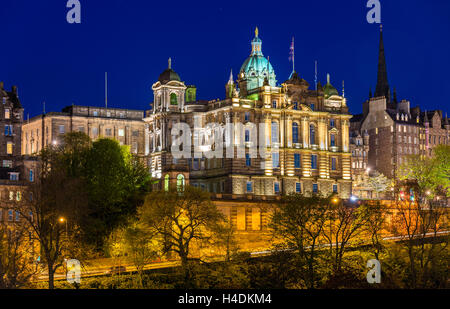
[158,68,181,84]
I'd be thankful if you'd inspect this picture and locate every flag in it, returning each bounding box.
[289,37,294,62]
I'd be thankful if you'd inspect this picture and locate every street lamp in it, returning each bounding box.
[332,197,339,204]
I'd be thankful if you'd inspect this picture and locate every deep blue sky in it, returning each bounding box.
[2,0,450,118]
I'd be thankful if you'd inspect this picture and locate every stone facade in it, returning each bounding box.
[351,27,450,182]
[21,105,147,157]
[145,30,352,199]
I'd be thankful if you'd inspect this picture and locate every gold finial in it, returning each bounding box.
[255,27,259,37]
[327,73,330,84]
[168,57,172,69]
[380,24,383,32]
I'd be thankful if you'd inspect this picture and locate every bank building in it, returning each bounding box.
[145,28,352,206]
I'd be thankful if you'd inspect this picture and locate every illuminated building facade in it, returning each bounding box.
[21,105,147,157]
[145,29,352,199]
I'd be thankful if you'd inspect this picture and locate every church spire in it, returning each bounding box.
[374,24,390,101]
[228,69,234,85]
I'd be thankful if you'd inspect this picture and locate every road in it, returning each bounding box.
[37,230,449,282]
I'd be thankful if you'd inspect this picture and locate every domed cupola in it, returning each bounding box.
[323,73,339,98]
[238,27,277,94]
[158,58,181,84]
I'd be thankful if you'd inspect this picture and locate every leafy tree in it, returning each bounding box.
[400,145,450,199]
[367,171,391,199]
[80,138,151,248]
[139,187,225,284]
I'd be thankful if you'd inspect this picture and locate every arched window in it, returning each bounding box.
[170,93,178,105]
[271,122,279,144]
[245,129,250,142]
[292,122,299,143]
[164,174,170,191]
[177,174,185,191]
[310,124,316,145]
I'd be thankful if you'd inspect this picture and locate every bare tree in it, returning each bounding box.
[17,154,88,289]
[270,194,330,289]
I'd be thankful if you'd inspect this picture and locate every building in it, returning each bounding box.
[349,127,371,199]
[22,105,147,157]
[145,28,353,200]
[0,82,37,225]
[351,26,450,182]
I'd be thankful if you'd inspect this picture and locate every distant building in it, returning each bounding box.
[0,82,37,224]
[21,105,147,157]
[351,26,450,183]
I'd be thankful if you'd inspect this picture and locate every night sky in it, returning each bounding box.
[2,0,450,118]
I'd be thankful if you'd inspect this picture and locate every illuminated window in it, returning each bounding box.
[118,129,125,137]
[5,108,10,119]
[6,142,13,155]
[292,122,299,143]
[170,93,178,105]
[164,174,169,191]
[92,127,99,136]
[176,174,185,191]
[59,125,65,134]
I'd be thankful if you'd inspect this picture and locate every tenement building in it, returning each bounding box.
[145,28,352,200]
[351,26,450,181]
[0,82,36,224]
[22,105,147,157]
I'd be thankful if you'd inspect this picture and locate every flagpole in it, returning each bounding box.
[292,37,295,74]
[105,72,108,109]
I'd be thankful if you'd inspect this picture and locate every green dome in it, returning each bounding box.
[239,28,277,90]
[323,74,339,97]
